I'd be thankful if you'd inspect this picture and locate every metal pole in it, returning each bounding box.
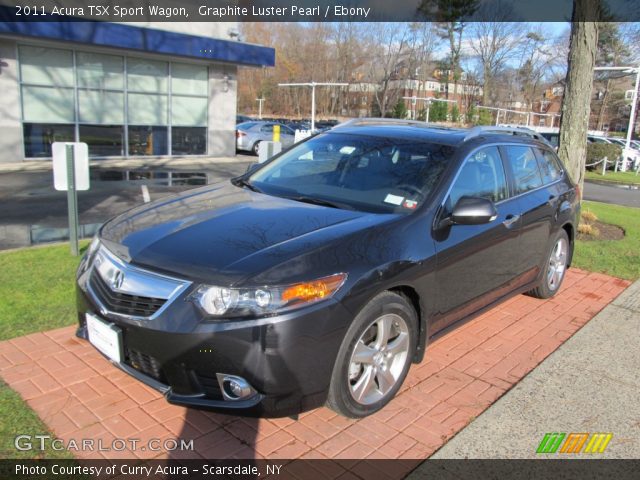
[426,101,430,123]
[624,67,640,171]
[256,98,264,119]
[66,144,79,256]
[495,109,500,126]
[311,83,316,132]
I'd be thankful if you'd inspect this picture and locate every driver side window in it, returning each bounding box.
[448,146,508,209]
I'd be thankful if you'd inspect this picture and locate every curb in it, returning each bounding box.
[585,179,640,190]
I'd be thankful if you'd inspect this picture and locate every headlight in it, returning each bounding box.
[78,235,100,276]
[87,235,100,258]
[191,273,347,318]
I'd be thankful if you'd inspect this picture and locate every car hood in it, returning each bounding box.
[99,182,396,284]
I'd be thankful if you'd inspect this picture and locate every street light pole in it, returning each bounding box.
[256,98,265,119]
[626,67,640,153]
[278,82,349,131]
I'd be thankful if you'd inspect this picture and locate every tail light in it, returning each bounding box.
[236,130,246,138]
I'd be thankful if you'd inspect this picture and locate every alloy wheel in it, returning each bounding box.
[347,313,410,406]
[547,237,568,291]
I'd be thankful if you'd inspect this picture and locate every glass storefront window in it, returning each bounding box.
[76,52,124,90]
[127,58,168,93]
[79,125,124,157]
[172,96,207,127]
[22,85,75,123]
[20,47,207,157]
[128,93,168,126]
[128,126,168,156]
[172,63,208,96]
[171,127,207,155]
[23,123,74,157]
[19,46,74,86]
[79,90,124,124]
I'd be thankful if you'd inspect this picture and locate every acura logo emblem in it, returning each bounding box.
[111,270,125,290]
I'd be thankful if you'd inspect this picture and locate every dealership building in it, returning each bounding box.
[0,21,274,163]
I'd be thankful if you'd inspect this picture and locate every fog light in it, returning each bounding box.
[216,373,256,401]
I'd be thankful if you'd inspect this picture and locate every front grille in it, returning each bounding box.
[89,270,166,317]
[126,348,164,381]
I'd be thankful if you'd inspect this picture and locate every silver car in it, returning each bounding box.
[236,121,296,155]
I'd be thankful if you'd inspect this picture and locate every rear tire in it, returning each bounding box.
[528,229,570,299]
[252,141,261,156]
[326,291,418,418]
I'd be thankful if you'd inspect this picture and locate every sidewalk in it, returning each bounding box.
[0,155,255,173]
[413,277,640,462]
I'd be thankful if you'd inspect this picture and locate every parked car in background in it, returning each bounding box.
[76,118,579,418]
[606,137,640,170]
[236,115,253,124]
[236,121,296,154]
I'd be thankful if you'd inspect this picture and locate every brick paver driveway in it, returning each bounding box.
[0,269,629,462]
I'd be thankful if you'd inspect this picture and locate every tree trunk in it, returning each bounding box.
[557,0,600,196]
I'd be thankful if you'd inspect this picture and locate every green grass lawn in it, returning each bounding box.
[585,170,640,185]
[573,201,640,281]
[0,242,88,341]
[0,241,86,460]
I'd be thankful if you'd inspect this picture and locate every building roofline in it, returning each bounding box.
[0,15,275,67]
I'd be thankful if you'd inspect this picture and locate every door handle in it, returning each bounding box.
[503,214,520,228]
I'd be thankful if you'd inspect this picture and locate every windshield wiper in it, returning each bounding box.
[231,177,262,193]
[287,195,353,210]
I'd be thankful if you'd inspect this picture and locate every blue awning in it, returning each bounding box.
[0,18,275,67]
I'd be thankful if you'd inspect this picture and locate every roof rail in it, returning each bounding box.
[463,125,546,142]
[332,118,437,129]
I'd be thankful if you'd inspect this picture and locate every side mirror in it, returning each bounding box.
[449,196,497,226]
[245,162,261,174]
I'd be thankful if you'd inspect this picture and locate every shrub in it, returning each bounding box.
[586,143,621,171]
[581,210,598,223]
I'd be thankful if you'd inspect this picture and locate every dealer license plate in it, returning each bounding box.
[86,313,123,363]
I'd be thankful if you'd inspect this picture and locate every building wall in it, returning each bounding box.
[208,65,237,157]
[0,39,24,162]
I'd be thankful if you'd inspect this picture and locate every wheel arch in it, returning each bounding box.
[389,285,427,364]
[561,221,575,267]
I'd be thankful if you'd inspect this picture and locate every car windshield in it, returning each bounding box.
[248,132,454,213]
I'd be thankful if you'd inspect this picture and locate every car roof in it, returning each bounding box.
[330,119,552,148]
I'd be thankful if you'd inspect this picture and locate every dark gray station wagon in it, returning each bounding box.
[76,119,580,418]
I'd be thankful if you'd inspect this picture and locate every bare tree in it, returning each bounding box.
[557,0,601,193]
[469,1,524,105]
[366,23,412,117]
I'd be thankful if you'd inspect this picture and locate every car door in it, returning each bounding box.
[432,145,522,333]
[501,145,557,282]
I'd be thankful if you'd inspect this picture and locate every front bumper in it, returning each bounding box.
[75,253,353,417]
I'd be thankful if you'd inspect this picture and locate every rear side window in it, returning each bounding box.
[449,146,508,207]
[503,146,543,194]
[534,148,563,184]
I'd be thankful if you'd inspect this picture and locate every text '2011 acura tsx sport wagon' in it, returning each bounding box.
[76,119,579,418]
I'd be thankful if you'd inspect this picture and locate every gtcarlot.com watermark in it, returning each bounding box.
[14,434,194,452]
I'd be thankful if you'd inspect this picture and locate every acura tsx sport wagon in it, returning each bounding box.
[76,119,579,418]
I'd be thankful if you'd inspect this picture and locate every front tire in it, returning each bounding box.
[529,229,570,299]
[326,291,418,418]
